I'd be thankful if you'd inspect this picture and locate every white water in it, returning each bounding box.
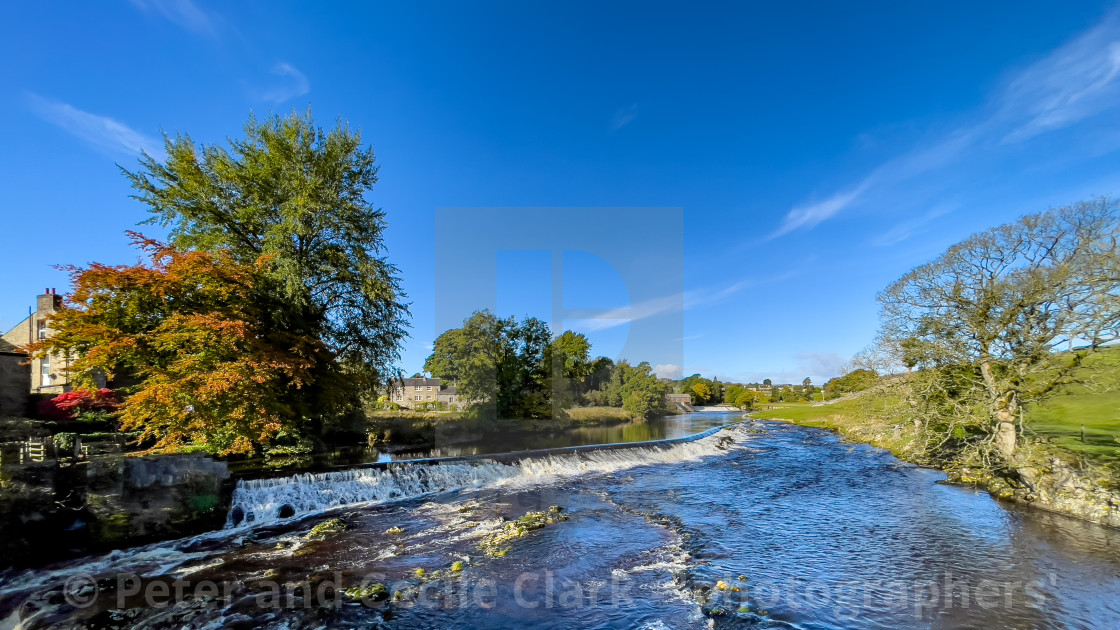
[227,426,744,527]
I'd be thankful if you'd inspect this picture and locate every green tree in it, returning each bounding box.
[599,361,668,418]
[545,330,593,409]
[879,199,1120,456]
[126,110,410,399]
[423,328,465,382]
[724,383,744,406]
[710,377,724,404]
[424,310,551,419]
[733,389,765,410]
[823,369,880,399]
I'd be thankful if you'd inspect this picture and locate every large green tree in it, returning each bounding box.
[879,199,1120,456]
[544,330,593,409]
[425,311,552,419]
[599,360,669,418]
[126,110,409,397]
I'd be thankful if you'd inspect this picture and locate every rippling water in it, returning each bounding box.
[3,414,1120,629]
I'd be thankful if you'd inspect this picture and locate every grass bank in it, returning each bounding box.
[563,406,638,424]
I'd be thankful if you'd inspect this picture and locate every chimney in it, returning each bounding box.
[37,289,62,313]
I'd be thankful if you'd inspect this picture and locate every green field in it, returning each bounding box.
[750,349,1120,467]
[1026,348,1120,464]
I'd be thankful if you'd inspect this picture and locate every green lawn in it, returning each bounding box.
[1026,347,1120,464]
[752,349,1120,467]
[749,401,845,426]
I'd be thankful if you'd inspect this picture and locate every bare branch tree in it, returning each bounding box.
[877,198,1120,457]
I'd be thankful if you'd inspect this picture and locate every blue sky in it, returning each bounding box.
[4,1,1120,384]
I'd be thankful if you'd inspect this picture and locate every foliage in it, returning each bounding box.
[823,369,881,399]
[125,109,409,399]
[878,198,1120,456]
[545,331,594,408]
[731,389,767,410]
[599,360,669,419]
[425,310,552,419]
[53,432,78,455]
[43,388,119,420]
[690,382,712,406]
[31,237,340,455]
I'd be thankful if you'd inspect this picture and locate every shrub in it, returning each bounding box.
[41,389,119,420]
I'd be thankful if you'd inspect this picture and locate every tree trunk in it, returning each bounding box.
[980,360,1018,457]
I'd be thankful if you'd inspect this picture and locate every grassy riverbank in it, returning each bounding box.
[753,349,1120,470]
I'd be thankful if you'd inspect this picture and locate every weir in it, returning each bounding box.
[226,424,739,528]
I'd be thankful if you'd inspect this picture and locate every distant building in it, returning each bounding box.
[388,377,462,410]
[665,392,694,412]
[1,289,71,394]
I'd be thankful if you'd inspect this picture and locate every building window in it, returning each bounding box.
[427,386,432,391]
[415,386,422,391]
[415,395,421,401]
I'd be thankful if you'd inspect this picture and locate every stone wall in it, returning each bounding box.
[0,352,30,416]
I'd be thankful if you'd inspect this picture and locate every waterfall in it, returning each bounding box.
[226,425,742,528]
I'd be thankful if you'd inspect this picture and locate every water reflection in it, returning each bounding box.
[384,412,734,461]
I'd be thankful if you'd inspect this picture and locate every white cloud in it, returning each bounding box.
[872,203,957,247]
[794,352,847,381]
[770,180,872,238]
[574,280,749,332]
[610,104,638,132]
[260,62,311,103]
[129,0,216,37]
[653,363,682,379]
[772,8,1120,238]
[26,93,163,158]
[1001,15,1120,142]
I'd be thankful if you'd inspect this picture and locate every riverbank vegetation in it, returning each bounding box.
[754,199,1120,525]
[424,311,669,420]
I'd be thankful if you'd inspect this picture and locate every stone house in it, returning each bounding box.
[1,289,72,394]
[388,377,462,410]
[0,339,31,416]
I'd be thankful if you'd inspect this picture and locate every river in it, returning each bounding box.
[2,412,1119,629]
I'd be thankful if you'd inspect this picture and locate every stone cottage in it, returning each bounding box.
[388,377,462,410]
[1,289,71,394]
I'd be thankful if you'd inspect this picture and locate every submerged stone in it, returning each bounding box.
[304,518,350,540]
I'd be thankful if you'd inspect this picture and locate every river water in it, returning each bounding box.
[3,413,1120,629]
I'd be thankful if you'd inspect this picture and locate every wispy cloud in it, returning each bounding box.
[572,280,749,332]
[25,93,163,158]
[610,104,638,132]
[128,0,216,37]
[771,180,872,238]
[772,8,1120,238]
[1001,16,1120,143]
[259,62,311,103]
[872,203,957,247]
[653,363,682,379]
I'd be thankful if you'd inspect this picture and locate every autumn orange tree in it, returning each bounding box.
[32,234,343,455]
